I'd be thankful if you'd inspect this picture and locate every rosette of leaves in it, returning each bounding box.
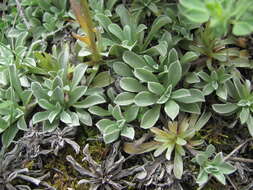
[179,0,253,36]
[114,49,204,129]
[131,0,162,22]
[31,63,106,131]
[212,78,253,136]
[186,66,232,100]
[124,113,211,179]
[66,142,142,190]
[0,64,34,148]
[93,104,139,144]
[94,5,172,56]
[0,145,55,190]
[18,0,68,40]
[192,145,236,186]
[88,0,118,17]
[135,157,183,189]
[43,126,80,155]
[188,27,250,66]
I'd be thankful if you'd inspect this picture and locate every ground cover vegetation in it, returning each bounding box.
[1,0,253,189]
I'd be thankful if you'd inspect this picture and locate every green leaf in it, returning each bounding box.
[148,82,165,95]
[134,91,158,107]
[17,116,28,131]
[96,119,115,132]
[51,87,64,105]
[88,106,111,117]
[179,103,201,114]
[103,125,120,144]
[174,151,183,179]
[77,109,92,126]
[113,62,133,77]
[233,20,253,36]
[246,115,253,137]
[124,105,139,122]
[48,110,60,123]
[2,124,18,148]
[212,172,226,185]
[179,0,209,23]
[31,82,49,99]
[144,15,172,49]
[69,86,87,105]
[195,111,212,131]
[120,77,146,92]
[141,105,161,129]
[72,64,88,88]
[123,51,147,69]
[175,89,204,103]
[212,103,238,114]
[60,111,72,124]
[196,170,209,185]
[239,107,250,124]
[108,23,124,40]
[32,111,51,124]
[112,105,124,120]
[171,89,191,99]
[91,71,115,88]
[38,99,55,110]
[74,95,105,108]
[167,61,182,88]
[134,68,158,83]
[181,51,199,64]
[0,118,8,133]
[165,100,180,120]
[121,126,135,140]
[114,92,135,106]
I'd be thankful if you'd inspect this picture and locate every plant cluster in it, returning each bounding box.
[1,0,253,189]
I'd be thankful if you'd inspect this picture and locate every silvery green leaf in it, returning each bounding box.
[96,119,115,133]
[134,68,158,83]
[77,109,92,126]
[120,77,146,92]
[246,115,253,136]
[60,111,72,124]
[147,82,165,95]
[91,71,115,88]
[181,51,199,64]
[0,118,8,133]
[72,64,88,88]
[171,89,191,99]
[212,103,238,114]
[17,116,27,131]
[196,170,208,185]
[112,105,124,120]
[134,91,158,107]
[38,99,55,110]
[174,151,183,179]
[108,23,124,40]
[165,100,179,120]
[104,126,120,144]
[113,62,133,77]
[114,92,135,106]
[69,86,87,105]
[123,51,147,69]
[175,89,204,103]
[48,110,61,123]
[124,105,139,122]
[74,95,105,108]
[32,111,51,124]
[121,126,135,140]
[140,105,161,129]
[88,106,111,116]
[239,107,250,124]
[179,103,201,114]
[2,124,18,148]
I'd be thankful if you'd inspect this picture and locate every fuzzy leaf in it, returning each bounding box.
[134,91,158,107]
[91,71,115,88]
[141,105,161,129]
[120,77,146,92]
[74,95,105,108]
[123,51,147,69]
[114,92,135,106]
[121,126,135,140]
[165,100,180,120]
[212,103,238,114]
[134,68,158,83]
[174,151,183,179]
